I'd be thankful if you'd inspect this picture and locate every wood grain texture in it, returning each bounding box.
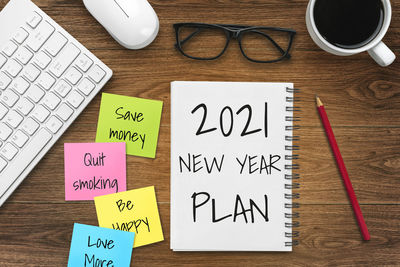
[0,0,399,266]
[0,203,399,266]
[4,127,400,204]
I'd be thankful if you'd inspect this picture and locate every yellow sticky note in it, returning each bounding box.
[95,93,163,158]
[94,186,164,248]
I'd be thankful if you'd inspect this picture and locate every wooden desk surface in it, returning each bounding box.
[0,0,399,265]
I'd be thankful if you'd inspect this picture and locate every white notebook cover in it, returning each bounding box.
[170,81,293,251]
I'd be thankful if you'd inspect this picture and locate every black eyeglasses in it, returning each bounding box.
[173,23,296,63]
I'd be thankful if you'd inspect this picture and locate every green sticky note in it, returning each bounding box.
[96,93,163,158]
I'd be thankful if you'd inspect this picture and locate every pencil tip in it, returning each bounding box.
[316,95,323,107]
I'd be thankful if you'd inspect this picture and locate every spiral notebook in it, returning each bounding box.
[170,81,300,251]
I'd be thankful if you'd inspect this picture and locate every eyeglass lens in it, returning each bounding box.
[177,25,228,59]
[240,28,291,62]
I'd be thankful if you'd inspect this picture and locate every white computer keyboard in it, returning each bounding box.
[0,0,112,206]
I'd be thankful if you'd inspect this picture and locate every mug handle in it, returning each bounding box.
[367,42,396,67]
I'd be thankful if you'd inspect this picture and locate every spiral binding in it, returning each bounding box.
[284,87,300,248]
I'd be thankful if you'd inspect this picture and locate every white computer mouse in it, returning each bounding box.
[83,0,159,49]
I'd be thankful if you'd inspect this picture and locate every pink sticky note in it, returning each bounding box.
[64,143,126,201]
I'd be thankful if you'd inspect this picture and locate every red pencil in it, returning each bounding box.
[316,96,370,241]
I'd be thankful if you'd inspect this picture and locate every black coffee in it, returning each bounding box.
[314,0,384,49]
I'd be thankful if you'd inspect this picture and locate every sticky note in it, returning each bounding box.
[67,223,134,267]
[94,186,164,247]
[64,142,126,201]
[95,93,163,158]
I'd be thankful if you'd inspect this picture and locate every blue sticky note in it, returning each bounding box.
[68,223,135,267]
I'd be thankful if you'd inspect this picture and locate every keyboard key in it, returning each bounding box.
[88,64,106,83]
[44,32,67,56]
[66,90,84,108]
[27,12,42,28]
[56,103,73,121]
[2,41,18,57]
[43,92,61,110]
[22,117,39,135]
[1,90,19,107]
[26,21,55,52]
[3,59,22,77]
[0,72,11,89]
[0,157,7,172]
[1,143,18,160]
[77,78,95,96]
[49,43,80,77]
[13,27,29,44]
[11,130,29,148]
[0,2,112,206]
[54,79,71,97]
[0,122,12,140]
[46,116,63,134]
[16,98,34,115]
[0,54,6,68]
[65,67,82,85]
[33,51,51,69]
[10,77,30,94]
[37,72,55,90]
[5,110,23,128]
[15,46,33,65]
[0,103,8,119]
[32,105,50,122]
[23,63,41,82]
[0,128,52,191]
[75,54,93,72]
[26,85,45,103]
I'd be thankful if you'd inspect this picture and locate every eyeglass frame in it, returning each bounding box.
[173,23,297,63]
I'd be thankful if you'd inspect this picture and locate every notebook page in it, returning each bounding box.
[171,81,293,251]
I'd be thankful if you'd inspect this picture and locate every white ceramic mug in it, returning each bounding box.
[306,0,396,67]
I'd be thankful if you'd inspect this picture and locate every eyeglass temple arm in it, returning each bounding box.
[250,30,290,57]
[220,24,252,30]
[219,24,296,33]
[175,28,203,47]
